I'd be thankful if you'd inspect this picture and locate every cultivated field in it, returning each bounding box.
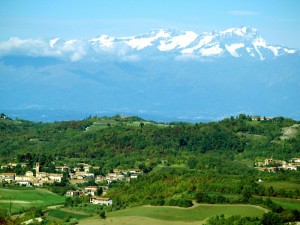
[0,187,65,213]
[78,204,267,225]
[261,181,300,190]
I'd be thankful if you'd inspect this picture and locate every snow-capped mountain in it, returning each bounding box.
[1,26,300,122]
[87,26,297,60]
[1,26,297,62]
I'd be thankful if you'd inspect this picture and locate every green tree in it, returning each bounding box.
[99,210,106,219]
[261,212,282,225]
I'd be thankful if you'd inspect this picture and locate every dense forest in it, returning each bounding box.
[1,113,299,168]
[1,113,300,224]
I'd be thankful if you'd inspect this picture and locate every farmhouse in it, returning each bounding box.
[90,197,112,205]
[84,186,98,196]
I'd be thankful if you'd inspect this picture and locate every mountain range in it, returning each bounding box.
[0,26,299,122]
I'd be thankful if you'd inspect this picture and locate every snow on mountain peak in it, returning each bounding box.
[90,35,115,47]
[158,31,198,51]
[0,26,297,62]
[220,26,257,37]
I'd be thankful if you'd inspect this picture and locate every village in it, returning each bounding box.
[0,162,144,206]
[255,157,300,172]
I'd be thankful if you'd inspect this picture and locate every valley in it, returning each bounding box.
[0,113,299,224]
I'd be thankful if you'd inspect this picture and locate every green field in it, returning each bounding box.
[78,204,267,225]
[85,118,170,131]
[48,208,90,220]
[268,197,300,210]
[0,187,65,213]
[261,181,300,190]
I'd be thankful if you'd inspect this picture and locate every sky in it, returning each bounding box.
[0,0,300,48]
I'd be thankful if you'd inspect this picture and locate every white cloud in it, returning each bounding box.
[0,37,87,61]
[0,37,46,56]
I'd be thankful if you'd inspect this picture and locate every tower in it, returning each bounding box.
[36,162,40,174]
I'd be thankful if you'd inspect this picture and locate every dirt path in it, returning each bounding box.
[47,204,63,209]
[0,200,30,204]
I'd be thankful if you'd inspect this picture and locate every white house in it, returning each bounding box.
[0,173,16,183]
[48,174,63,182]
[25,171,34,177]
[292,158,300,163]
[84,186,98,196]
[90,197,112,205]
[130,173,139,179]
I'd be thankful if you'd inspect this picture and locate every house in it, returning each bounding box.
[55,164,69,172]
[66,190,82,197]
[15,173,33,186]
[15,175,32,182]
[84,186,98,196]
[33,181,44,187]
[128,169,142,174]
[48,173,63,182]
[113,168,143,175]
[84,173,95,178]
[264,158,274,165]
[282,163,297,171]
[95,175,106,183]
[36,172,48,179]
[77,163,91,172]
[70,171,94,180]
[90,197,112,205]
[25,171,34,177]
[130,173,139,179]
[0,173,16,183]
[105,173,124,183]
[291,158,300,163]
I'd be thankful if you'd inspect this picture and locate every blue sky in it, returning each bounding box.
[0,0,300,48]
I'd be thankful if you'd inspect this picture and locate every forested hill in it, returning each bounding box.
[0,113,299,171]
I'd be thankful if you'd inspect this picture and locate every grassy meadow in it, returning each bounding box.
[0,187,65,213]
[78,204,267,225]
[261,181,300,190]
[85,117,170,131]
[47,208,90,221]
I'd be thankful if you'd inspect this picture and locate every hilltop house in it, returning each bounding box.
[84,186,98,196]
[90,197,112,205]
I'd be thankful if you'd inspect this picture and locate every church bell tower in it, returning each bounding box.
[36,162,40,174]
